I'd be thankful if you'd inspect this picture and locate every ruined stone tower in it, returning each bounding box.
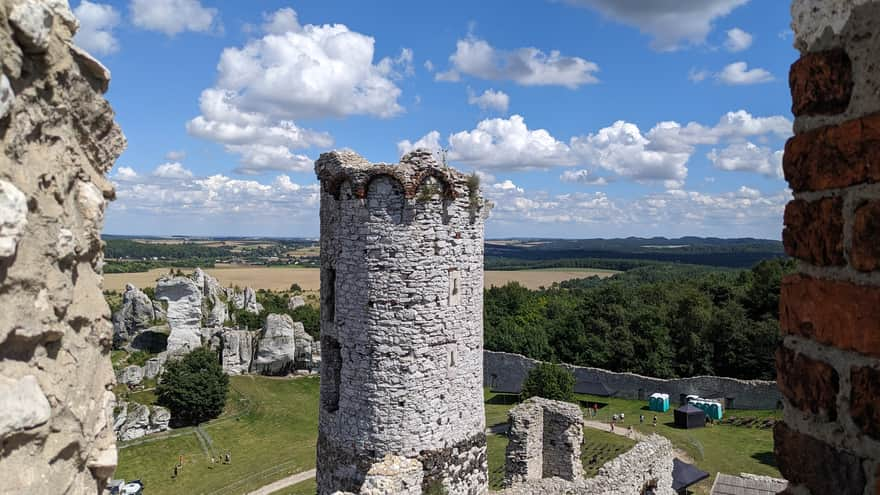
[315,149,490,494]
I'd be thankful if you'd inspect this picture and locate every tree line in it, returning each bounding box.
[484,259,795,380]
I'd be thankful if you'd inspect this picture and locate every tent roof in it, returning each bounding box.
[574,380,615,397]
[672,459,709,491]
[676,404,705,414]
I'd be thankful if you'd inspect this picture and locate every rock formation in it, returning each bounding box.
[156,275,203,355]
[112,283,168,351]
[221,329,256,375]
[117,365,145,387]
[288,295,305,310]
[251,313,298,375]
[0,0,124,490]
[113,402,171,442]
[143,356,164,380]
[195,267,228,327]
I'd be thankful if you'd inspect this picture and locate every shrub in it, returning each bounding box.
[156,348,229,425]
[521,363,575,403]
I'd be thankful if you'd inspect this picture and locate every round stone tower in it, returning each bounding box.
[315,149,490,494]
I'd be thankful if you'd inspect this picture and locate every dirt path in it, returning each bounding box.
[246,469,316,495]
[583,420,695,463]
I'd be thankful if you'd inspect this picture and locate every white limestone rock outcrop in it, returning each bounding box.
[251,314,297,375]
[293,323,318,370]
[143,356,164,380]
[116,365,145,386]
[221,329,256,375]
[196,268,229,327]
[0,0,126,489]
[114,402,170,442]
[112,283,162,349]
[156,275,203,355]
[288,295,305,310]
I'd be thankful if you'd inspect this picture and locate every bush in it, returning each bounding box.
[521,363,575,403]
[156,348,229,425]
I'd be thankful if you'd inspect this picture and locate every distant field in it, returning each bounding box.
[103,266,619,292]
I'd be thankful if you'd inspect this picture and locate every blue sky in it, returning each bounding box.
[78,0,797,239]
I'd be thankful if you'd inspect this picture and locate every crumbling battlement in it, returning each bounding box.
[775,1,880,494]
[316,149,490,494]
[504,397,584,487]
[0,0,125,492]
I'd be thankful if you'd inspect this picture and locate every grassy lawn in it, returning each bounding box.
[116,380,778,495]
[115,375,319,495]
[578,393,781,494]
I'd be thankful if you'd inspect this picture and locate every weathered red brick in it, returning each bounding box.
[782,198,845,266]
[850,366,880,441]
[851,200,880,272]
[780,274,880,357]
[776,346,839,420]
[790,49,854,116]
[784,113,880,192]
[774,422,866,495]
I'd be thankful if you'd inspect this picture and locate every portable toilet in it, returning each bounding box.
[649,393,670,412]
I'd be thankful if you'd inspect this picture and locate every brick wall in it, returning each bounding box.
[777,2,880,494]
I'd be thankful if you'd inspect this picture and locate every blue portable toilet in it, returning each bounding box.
[649,393,670,412]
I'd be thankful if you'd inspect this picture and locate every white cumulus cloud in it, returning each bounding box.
[707,142,784,178]
[563,0,749,51]
[130,0,219,36]
[447,115,572,170]
[560,169,609,186]
[73,1,120,55]
[437,36,599,88]
[467,88,510,113]
[153,162,193,179]
[717,61,774,85]
[724,28,753,52]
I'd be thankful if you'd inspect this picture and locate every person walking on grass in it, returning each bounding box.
[653,415,657,427]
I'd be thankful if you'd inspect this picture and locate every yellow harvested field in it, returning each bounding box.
[103,266,618,292]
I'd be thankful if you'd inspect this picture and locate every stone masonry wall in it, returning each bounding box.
[315,150,491,495]
[0,0,125,493]
[504,397,583,487]
[775,2,880,494]
[499,434,675,495]
[485,351,782,410]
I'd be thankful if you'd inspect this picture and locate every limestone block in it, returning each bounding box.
[0,180,27,258]
[9,0,53,53]
[156,276,203,355]
[251,314,296,375]
[117,365,145,386]
[288,295,305,310]
[0,74,13,120]
[0,375,51,439]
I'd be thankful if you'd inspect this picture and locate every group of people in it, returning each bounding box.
[173,450,232,479]
[603,410,660,437]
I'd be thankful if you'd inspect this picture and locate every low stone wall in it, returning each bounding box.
[485,351,782,410]
[499,434,675,495]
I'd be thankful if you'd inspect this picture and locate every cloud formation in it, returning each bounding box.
[436,37,599,88]
[563,0,749,51]
[724,28,753,52]
[717,62,774,85]
[130,0,219,36]
[467,88,510,112]
[73,0,120,55]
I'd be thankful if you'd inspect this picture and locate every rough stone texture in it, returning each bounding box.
[484,351,782,410]
[143,356,164,380]
[251,314,297,375]
[0,0,125,490]
[851,199,880,271]
[113,402,170,442]
[774,422,866,495]
[504,398,583,487]
[499,435,675,495]
[156,275,203,355]
[775,346,838,421]
[316,149,490,495]
[112,283,160,348]
[782,197,845,266]
[358,455,424,495]
[849,365,880,441]
[195,267,228,327]
[778,3,880,492]
[780,274,880,358]
[116,365,144,387]
[293,322,318,370]
[288,295,305,310]
[790,48,854,116]
[221,329,256,375]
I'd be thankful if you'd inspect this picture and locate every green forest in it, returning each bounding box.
[484,259,795,381]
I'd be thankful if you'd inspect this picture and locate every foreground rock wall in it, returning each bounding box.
[0,0,125,491]
[485,351,782,410]
[775,1,880,493]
